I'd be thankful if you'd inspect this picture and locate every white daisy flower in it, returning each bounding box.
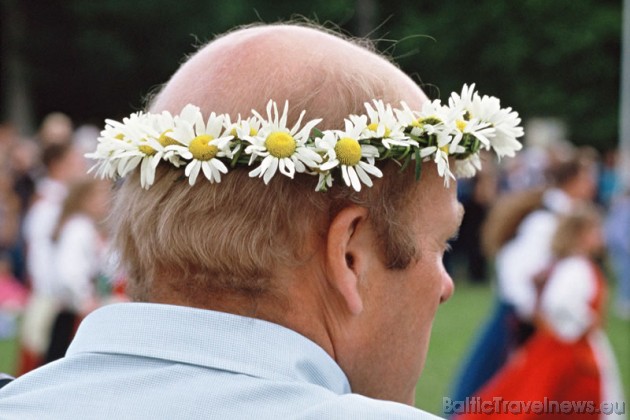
[105,114,168,189]
[86,118,134,179]
[433,148,454,186]
[450,84,523,158]
[85,140,119,179]
[224,114,263,159]
[490,107,524,157]
[361,100,410,149]
[449,117,495,152]
[85,112,166,188]
[315,172,334,192]
[169,104,233,185]
[86,84,525,191]
[394,101,420,128]
[454,153,483,178]
[245,100,322,184]
[94,112,186,187]
[395,100,451,140]
[468,94,524,157]
[146,111,190,165]
[448,83,477,115]
[418,131,456,185]
[94,114,148,162]
[316,118,383,192]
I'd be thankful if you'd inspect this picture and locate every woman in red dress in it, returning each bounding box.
[455,204,626,419]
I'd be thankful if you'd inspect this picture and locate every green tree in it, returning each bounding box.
[383,0,621,149]
[2,0,621,150]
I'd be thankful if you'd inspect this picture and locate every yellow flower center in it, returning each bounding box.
[456,120,467,132]
[189,134,218,161]
[335,137,362,166]
[115,133,125,141]
[265,132,296,158]
[367,122,391,137]
[411,116,441,129]
[158,130,179,147]
[439,145,450,154]
[139,144,156,156]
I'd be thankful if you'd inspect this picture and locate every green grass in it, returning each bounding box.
[415,281,630,416]
[0,331,19,376]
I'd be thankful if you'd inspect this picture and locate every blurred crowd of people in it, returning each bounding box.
[449,133,629,418]
[0,114,124,374]
[452,137,630,319]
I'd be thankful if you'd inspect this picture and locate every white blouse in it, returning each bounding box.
[53,215,105,312]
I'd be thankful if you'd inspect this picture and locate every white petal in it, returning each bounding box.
[258,155,274,174]
[320,159,339,171]
[278,158,295,178]
[210,158,228,174]
[140,158,150,189]
[166,145,192,160]
[420,146,437,158]
[201,161,216,183]
[355,165,373,188]
[121,155,142,177]
[340,165,351,188]
[297,147,323,163]
[278,101,288,129]
[358,161,383,177]
[290,110,306,135]
[347,166,361,192]
[180,104,200,122]
[185,160,201,185]
[263,158,279,184]
[150,153,162,168]
[294,117,322,141]
[293,159,306,173]
[249,166,263,178]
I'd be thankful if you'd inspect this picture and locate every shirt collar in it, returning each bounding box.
[68,302,351,395]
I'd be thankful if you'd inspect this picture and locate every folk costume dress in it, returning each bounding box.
[449,189,574,407]
[455,256,626,420]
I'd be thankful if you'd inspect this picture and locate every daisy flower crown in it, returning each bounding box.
[87,84,524,192]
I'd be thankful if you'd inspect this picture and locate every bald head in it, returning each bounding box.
[151,24,426,129]
[115,23,431,304]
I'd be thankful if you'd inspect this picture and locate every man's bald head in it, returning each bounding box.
[113,23,430,303]
[151,24,426,129]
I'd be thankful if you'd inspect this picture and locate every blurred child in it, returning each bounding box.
[450,149,599,407]
[45,179,112,362]
[19,142,85,373]
[455,204,626,419]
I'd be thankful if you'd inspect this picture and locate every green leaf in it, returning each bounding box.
[414,148,422,180]
[230,143,243,168]
[311,128,324,138]
[400,153,412,172]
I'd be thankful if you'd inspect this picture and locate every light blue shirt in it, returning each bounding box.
[0,303,442,419]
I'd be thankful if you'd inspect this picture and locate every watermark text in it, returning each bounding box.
[443,397,626,415]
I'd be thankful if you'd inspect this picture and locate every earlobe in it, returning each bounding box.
[326,206,369,316]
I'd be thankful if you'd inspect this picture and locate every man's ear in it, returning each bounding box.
[326,205,371,316]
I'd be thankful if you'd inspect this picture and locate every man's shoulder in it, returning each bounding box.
[296,393,444,419]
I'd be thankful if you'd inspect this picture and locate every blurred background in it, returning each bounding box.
[0,0,623,147]
[0,0,628,416]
